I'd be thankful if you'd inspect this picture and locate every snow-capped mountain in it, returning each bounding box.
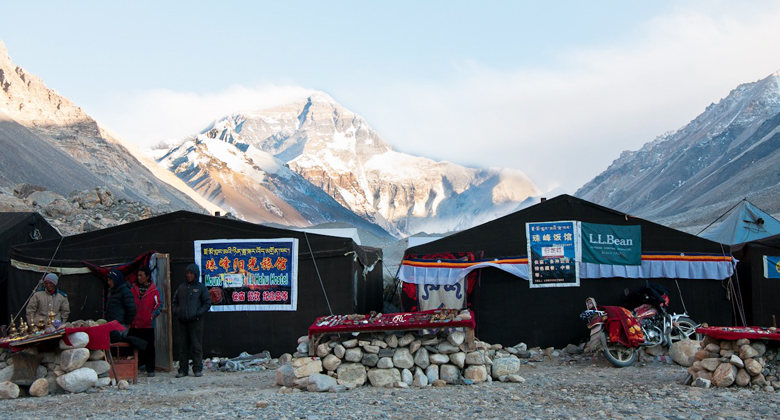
[0,40,207,212]
[155,133,393,239]
[157,92,540,237]
[576,70,780,230]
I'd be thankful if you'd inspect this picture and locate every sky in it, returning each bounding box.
[2,1,780,194]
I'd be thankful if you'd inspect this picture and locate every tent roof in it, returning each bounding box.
[10,210,380,267]
[405,194,729,258]
[699,200,780,246]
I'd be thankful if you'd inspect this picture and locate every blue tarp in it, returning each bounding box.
[700,200,780,245]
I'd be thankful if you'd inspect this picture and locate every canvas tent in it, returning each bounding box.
[398,195,736,349]
[0,212,60,325]
[7,211,383,357]
[699,199,780,245]
[731,233,780,327]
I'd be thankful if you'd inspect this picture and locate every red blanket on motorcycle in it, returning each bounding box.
[598,305,645,348]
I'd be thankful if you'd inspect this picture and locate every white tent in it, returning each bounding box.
[699,199,780,245]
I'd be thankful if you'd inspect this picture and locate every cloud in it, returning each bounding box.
[98,85,313,148]
[93,4,780,196]
[348,5,780,193]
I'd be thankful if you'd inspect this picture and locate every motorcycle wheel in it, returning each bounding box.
[670,316,702,343]
[600,332,637,368]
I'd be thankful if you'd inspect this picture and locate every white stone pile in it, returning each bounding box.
[0,331,117,398]
[687,336,779,391]
[275,330,528,393]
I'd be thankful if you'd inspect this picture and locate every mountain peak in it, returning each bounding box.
[307,91,336,104]
[0,40,8,61]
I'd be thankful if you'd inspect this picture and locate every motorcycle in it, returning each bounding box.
[580,284,700,367]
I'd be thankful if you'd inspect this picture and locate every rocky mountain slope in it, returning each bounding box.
[156,93,540,237]
[576,70,780,231]
[0,40,207,214]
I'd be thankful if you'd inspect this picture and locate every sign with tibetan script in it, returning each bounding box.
[526,221,580,288]
[195,238,298,311]
[581,223,642,266]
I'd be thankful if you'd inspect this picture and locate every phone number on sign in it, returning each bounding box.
[231,291,289,302]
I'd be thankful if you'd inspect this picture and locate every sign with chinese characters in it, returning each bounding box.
[763,255,780,279]
[526,221,581,288]
[581,223,642,265]
[195,238,299,311]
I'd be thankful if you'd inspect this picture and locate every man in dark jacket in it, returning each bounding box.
[105,269,142,347]
[172,263,211,377]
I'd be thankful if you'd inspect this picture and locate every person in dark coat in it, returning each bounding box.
[105,269,145,350]
[172,263,211,377]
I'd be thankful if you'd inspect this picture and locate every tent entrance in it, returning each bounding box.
[151,253,173,372]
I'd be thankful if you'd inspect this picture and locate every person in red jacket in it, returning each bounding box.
[129,266,162,377]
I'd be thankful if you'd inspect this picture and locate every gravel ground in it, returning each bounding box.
[3,356,780,420]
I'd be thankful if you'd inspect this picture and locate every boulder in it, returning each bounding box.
[316,343,331,358]
[465,351,487,365]
[735,369,751,387]
[0,366,12,383]
[414,347,430,369]
[322,354,342,372]
[56,368,98,393]
[437,341,460,354]
[739,344,759,360]
[307,373,337,392]
[464,365,488,383]
[401,368,413,385]
[344,348,362,363]
[440,364,460,383]
[449,352,466,369]
[367,368,401,388]
[29,378,49,397]
[83,360,110,376]
[413,368,428,387]
[700,358,720,372]
[409,340,421,354]
[712,363,737,387]
[729,355,744,369]
[448,331,466,347]
[385,334,399,348]
[275,364,295,387]
[751,373,768,387]
[336,363,367,387]
[429,353,449,364]
[361,353,379,367]
[745,358,762,376]
[398,334,415,347]
[332,344,346,359]
[377,357,394,369]
[60,348,90,372]
[565,344,584,355]
[491,357,521,379]
[292,357,322,378]
[0,381,19,399]
[692,377,711,388]
[60,332,90,349]
[669,340,699,367]
[362,345,380,354]
[342,339,358,349]
[425,364,439,383]
[393,348,414,370]
[751,341,767,357]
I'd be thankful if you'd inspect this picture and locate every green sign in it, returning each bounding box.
[581,223,641,266]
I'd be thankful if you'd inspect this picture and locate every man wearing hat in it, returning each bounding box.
[26,273,70,326]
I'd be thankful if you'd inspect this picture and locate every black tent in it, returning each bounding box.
[399,195,735,349]
[732,233,780,327]
[0,212,61,325]
[7,211,382,357]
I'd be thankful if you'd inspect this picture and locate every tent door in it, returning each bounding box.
[151,253,173,372]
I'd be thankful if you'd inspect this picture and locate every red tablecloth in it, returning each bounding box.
[64,321,126,350]
[696,326,780,341]
[309,309,475,337]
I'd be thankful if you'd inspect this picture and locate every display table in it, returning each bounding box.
[307,309,476,356]
[696,326,780,341]
[63,321,126,350]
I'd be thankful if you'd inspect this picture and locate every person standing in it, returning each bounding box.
[26,273,70,326]
[104,269,138,345]
[130,267,162,377]
[172,264,211,377]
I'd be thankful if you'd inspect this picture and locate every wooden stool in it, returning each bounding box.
[108,342,138,384]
